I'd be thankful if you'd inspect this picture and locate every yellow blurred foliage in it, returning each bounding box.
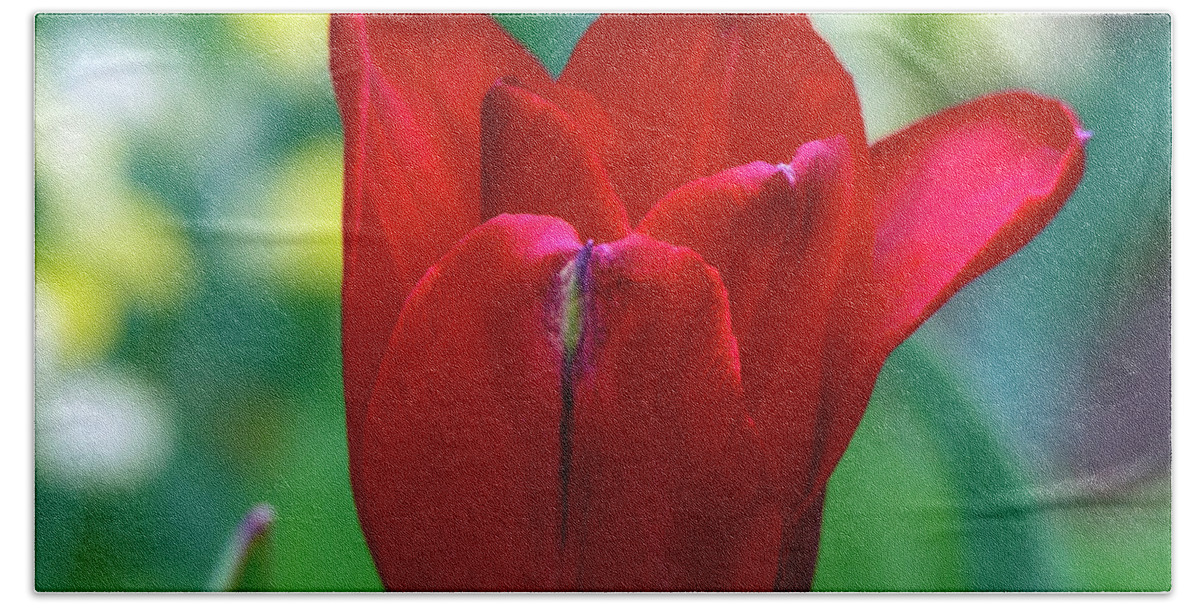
[37,180,197,363]
[69,188,196,308]
[37,266,123,365]
[259,135,344,295]
[228,14,331,77]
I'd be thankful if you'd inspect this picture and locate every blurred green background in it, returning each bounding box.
[33,13,1169,591]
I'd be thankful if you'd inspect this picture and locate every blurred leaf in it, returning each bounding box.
[813,356,970,591]
[254,389,382,591]
[1053,477,1170,591]
[817,340,1062,590]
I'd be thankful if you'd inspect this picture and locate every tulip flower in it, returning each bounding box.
[329,14,1087,591]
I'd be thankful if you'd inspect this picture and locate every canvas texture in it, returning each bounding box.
[34,13,1170,591]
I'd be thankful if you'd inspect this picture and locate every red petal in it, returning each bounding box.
[638,139,867,590]
[810,92,1088,497]
[361,219,779,590]
[560,14,867,223]
[330,15,548,488]
[637,161,798,338]
[360,214,582,590]
[637,138,857,490]
[481,79,631,242]
[566,234,780,590]
[870,91,1087,351]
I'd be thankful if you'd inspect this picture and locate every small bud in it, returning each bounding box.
[208,503,275,592]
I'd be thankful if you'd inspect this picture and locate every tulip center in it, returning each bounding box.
[556,239,594,546]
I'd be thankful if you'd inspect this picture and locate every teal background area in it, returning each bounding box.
[33,14,1169,590]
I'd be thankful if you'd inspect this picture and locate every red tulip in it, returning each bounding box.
[330,14,1087,591]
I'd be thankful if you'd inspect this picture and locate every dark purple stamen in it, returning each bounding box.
[559,239,594,547]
